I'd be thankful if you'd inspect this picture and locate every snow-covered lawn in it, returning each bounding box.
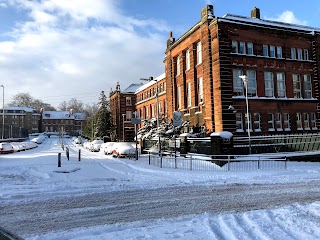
[0,138,320,239]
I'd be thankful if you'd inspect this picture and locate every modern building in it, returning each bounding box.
[164,5,320,136]
[109,82,143,141]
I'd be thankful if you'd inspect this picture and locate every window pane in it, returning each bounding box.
[247,43,253,55]
[232,41,238,53]
[263,45,268,56]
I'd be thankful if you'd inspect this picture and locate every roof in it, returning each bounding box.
[4,106,36,113]
[123,83,144,93]
[135,73,166,94]
[42,111,86,120]
[219,14,320,34]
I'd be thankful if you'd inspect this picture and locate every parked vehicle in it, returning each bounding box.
[10,142,26,152]
[91,140,104,152]
[100,142,114,155]
[0,143,14,154]
[112,142,136,158]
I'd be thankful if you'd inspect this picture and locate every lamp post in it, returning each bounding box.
[0,85,4,139]
[122,114,126,142]
[140,77,161,154]
[239,75,251,154]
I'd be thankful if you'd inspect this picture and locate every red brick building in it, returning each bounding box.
[164,5,320,136]
[109,5,320,141]
[135,74,167,125]
[109,82,143,141]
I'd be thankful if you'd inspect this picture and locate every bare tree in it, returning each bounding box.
[58,98,84,112]
[8,92,56,111]
[83,102,99,119]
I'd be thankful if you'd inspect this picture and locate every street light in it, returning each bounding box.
[0,85,4,139]
[122,114,126,142]
[239,75,251,154]
[140,77,161,153]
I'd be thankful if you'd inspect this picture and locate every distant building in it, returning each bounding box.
[0,106,40,138]
[41,110,86,135]
[109,82,143,141]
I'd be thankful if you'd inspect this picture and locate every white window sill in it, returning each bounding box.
[268,128,275,131]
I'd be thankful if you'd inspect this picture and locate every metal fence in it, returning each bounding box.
[147,151,287,172]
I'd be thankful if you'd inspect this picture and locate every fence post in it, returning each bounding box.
[228,155,230,172]
[160,152,163,168]
[285,156,287,170]
[190,155,192,171]
[258,157,260,170]
[148,151,150,165]
[58,153,61,167]
[78,149,81,161]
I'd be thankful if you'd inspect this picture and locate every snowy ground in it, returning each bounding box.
[0,137,320,239]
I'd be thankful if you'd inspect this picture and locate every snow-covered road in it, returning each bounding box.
[1,181,320,236]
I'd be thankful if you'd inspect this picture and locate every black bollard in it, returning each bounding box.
[78,149,81,161]
[58,153,61,167]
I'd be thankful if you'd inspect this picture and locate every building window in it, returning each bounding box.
[264,71,274,97]
[304,113,310,129]
[268,113,275,131]
[247,70,257,97]
[253,113,261,131]
[126,111,132,121]
[233,69,244,96]
[197,42,202,65]
[232,41,238,53]
[275,113,282,130]
[177,86,181,109]
[297,48,303,60]
[186,50,190,70]
[247,42,253,55]
[311,113,317,129]
[304,74,312,98]
[187,82,191,107]
[293,74,301,98]
[269,45,275,58]
[304,49,309,60]
[291,48,296,59]
[239,42,246,54]
[263,44,268,56]
[236,113,243,132]
[276,46,282,58]
[283,113,290,131]
[296,113,302,130]
[198,77,203,103]
[176,56,180,76]
[146,107,149,119]
[277,73,286,98]
[126,97,132,106]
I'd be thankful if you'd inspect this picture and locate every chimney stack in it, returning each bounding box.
[251,7,260,19]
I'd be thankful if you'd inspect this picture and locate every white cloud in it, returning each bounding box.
[0,0,169,108]
[266,10,308,26]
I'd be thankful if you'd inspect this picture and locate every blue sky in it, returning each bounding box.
[0,0,319,108]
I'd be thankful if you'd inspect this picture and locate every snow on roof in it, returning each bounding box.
[42,111,86,120]
[4,106,36,112]
[220,14,320,34]
[210,131,233,139]
[123,83,144,93]
[135,73,166,94]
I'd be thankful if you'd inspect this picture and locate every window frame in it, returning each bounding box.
[197,42,202,65]
[247,42,253,55]
[186,50,190,70]
[264,71,274,97]
[277,72,286,98]
[303,74,312,99]
[296,112,303,130]
[293,74,301,98]
[268,113,275,131]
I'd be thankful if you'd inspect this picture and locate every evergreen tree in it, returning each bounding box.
[94,91,113,139]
